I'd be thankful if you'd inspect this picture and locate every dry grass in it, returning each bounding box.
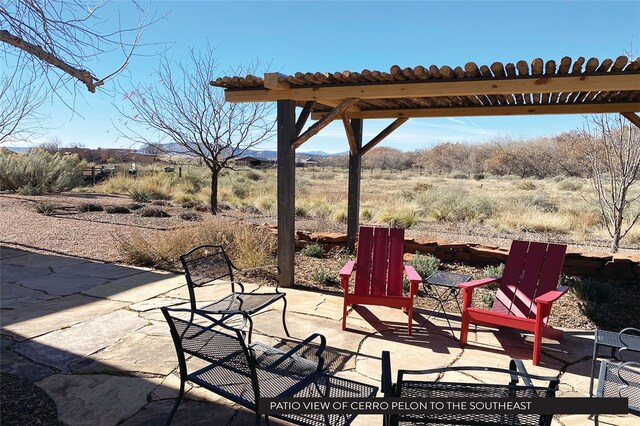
[115,219,276,270]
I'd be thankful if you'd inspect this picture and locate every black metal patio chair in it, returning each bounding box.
[162,307,378,426]
[381,351,560,426]
[589,327,640,397]
[594,360,640,425]
[180,244,289,340]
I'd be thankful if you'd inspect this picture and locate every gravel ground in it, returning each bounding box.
[0,373,58,425]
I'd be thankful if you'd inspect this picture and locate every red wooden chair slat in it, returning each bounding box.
[387,229,404,297]
[460,240,568,365]
[340,226,422,335]
[354,226,374,296]
[371,228,390,297]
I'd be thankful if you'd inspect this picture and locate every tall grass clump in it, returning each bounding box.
[0,149,84,194]
[417,187,494,222]
[116,221,276,270]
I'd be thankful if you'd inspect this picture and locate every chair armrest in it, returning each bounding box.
[535,286,568,304]
[340,261,356,278]
[265,333,327,372]
[381,351,393,397]
[457,277,499,290]
[404,265,421,296]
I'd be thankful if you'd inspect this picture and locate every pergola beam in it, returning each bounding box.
[295,101,315,136]
[360,118,409,155]
[292,98,358,149]
[621,112,640,129]
[342,115,359,155]
[312,102,640,120]
[225,74,639,103]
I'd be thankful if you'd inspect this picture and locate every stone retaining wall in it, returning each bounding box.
[293,230,640,281]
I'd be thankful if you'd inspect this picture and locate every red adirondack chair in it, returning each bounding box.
[340,226,422,335]
[459,240,568,365]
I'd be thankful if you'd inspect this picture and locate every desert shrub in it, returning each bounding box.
[515,180,537,190]
[423,192,494,222]
[178,211,202,221]
[16,184,41,195]
[77,203,103,212]
[557,180,582,191]
[479,292,496,308]
[316,172,335,180]
[116,221,276,270]
[105,206,131,214]
[245,170,262,181]
[128,202,145,210]
[530,193,559,213]
[295,206,309,218]
[477,263,505,279]
[302,243,324,258]
[408,253,440,278]
[173,191,199,205]
[151,200,172,206]
[128,187,171,202]
[0,148,84,194]
[232,184,249,199]
[473,173,485,180]
[572,278,614,303]
[35,202,56,215]
[378,211,417,228]
[360,208,373,221]
[255,197,274,211]
[332,208,348,223]
[194,203,211,212]
[413,182,433,192]
[240,205,261,215]
[311,268,339,286]
[139,207,170,217]
[452,173,468,180]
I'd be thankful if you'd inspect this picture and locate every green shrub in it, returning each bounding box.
[246,170,262,181]
[295,206,309,218]
[232,184,249,199]
[178,211,202,221]
[530,193,559,213]
[452,173,468,180]
[477,263,505,279]
[139,207,170,218]
[77,203,103,212]
[360,208,373,221]
[35,202,56,215]
[105,206,131,214]
[480,292,496,308]
[302,243,324,258]
[473,173,485,180]
[408,253,440,278]
[0,148,84,194]
[311,268,339,286]
[379,211,417,228]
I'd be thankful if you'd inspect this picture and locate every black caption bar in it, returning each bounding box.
[259,397,628,415]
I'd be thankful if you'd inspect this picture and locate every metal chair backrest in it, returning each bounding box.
[354,226,404,297]
[161,307,258,392]
[598,360,640,414]
[492,240,566,321]
[180,245,235,287]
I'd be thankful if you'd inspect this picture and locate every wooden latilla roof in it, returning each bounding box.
[211,56,640,119]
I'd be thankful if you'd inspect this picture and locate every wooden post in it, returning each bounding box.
[346,118,363,253]
[91,166,96,185]
[277,100,296,287]
[178,166,182,177]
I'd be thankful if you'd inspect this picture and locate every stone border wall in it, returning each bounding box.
[293,230,640,281]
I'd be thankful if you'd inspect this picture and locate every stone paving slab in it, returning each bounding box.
[0,346,56,382]
[14,271,110,295]
[16,309,148,371]
[55,261,144,280]
[6,252,89,269]
[84,272,185,303]
[0,282,59,309]
[1,294,127,340]
[0,246,29,260]
[37,374,159,426]
[1,263,51,283]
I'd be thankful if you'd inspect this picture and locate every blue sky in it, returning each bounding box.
[21,1,640,152]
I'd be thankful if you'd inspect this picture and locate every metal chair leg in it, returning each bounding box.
[166,378,185,425]
[281,297,291,337]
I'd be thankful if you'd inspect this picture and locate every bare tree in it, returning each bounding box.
[583,114,640,252]
[0,56,46,143]
[1,0,155,94]
[118,49,275,213]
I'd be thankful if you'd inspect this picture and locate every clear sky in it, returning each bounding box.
[20,0,640,152]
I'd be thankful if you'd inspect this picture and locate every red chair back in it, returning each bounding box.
[354,226,404,297]
[492,240,566,321]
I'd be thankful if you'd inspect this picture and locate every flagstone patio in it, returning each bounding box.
[0,245,635,425]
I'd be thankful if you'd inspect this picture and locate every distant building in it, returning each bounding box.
[233,156,276,168]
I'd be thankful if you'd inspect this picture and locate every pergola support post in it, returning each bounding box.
[277,100,296,287]
[346,118,363,253]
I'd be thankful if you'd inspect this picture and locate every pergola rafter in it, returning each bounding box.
[211,56,640,287]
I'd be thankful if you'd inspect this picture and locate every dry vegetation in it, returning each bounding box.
[90,165,640,250]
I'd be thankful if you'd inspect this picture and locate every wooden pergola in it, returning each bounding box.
[211,56,640,287]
